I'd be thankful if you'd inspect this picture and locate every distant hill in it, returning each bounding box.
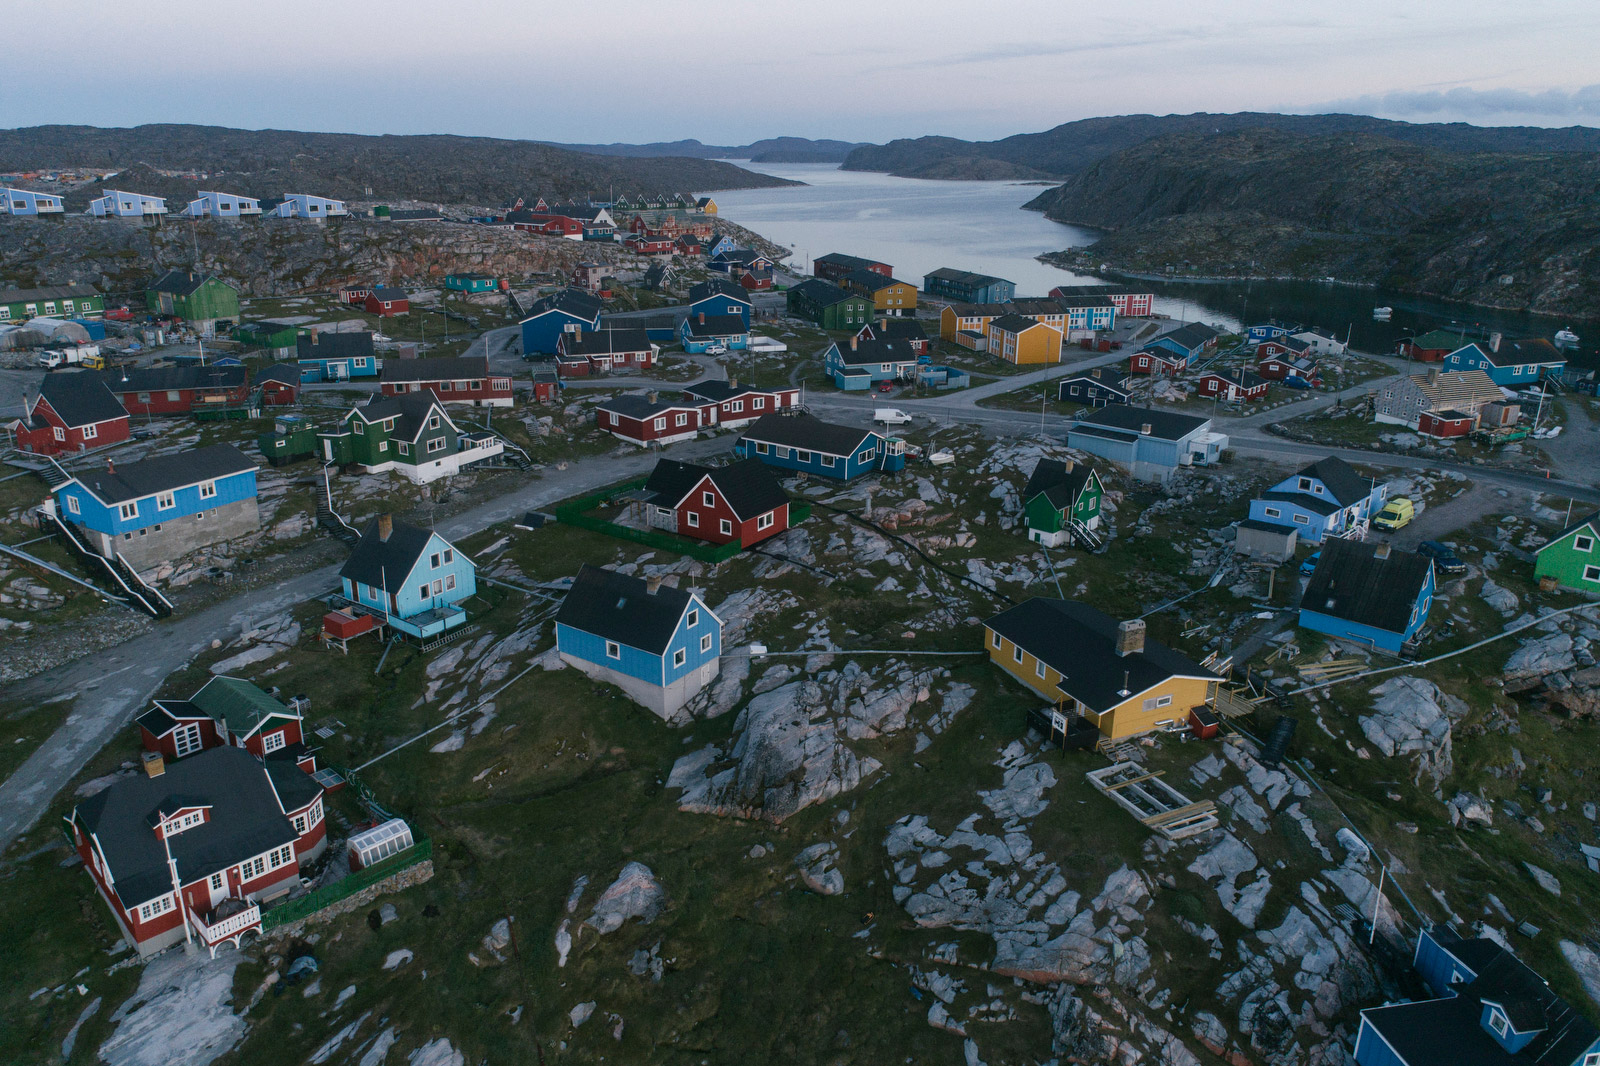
[842,112,1600,179]
[0,124,797,205]
[1026,129,1600,317]
[543,136,870,164]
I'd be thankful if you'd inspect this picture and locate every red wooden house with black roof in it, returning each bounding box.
[136,675,316,773]
[363,286,410,317]
[1196,368,1269,402]
[814,252,893,283]
[595,391,707,447]
[8,373,130,455]
[556,328,659,377]
[257,363,301,406]
[642,457,791,547]
[681,378,800,429]
[379,355,513,407]
[100,364,251,416]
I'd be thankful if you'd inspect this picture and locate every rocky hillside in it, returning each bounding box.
[842,112,1600,180]
[0,125,796,204]
[542,136,869,163]
[1027,130,1600,317]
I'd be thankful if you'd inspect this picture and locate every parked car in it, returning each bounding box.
[877,381,894,393]
[1299,551,1321,575]
[1416,540,1467,574]
[704,343,728,355]
[1372,497,1416,531]
[874,408,913,426]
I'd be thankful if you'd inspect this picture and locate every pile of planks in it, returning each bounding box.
[1295,656,1367,683]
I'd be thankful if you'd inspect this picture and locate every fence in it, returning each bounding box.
[553,477,812,565]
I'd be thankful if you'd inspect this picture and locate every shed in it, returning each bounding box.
[1417,409,1475,439]
[347,818,414,870]
[1234,519,1298,563]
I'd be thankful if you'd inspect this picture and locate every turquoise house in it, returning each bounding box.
[687,280,752,329]
[734,413,905,480]
[338,516,476,639]
[680,313,748,353]
[1441,340,1565,386]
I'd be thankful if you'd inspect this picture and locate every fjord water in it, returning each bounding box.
[709,161,1583,353]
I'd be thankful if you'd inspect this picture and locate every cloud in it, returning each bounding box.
[1322,84,1600,121]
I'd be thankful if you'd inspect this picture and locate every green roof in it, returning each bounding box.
[1409,329,1471,349]
[191,676,290,736]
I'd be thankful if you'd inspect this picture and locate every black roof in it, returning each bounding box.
[36,373,127,428]
[817,252,889,270]
[644,457,788,520]
[1204,368,1268,390]
[1289,456,1372,506]
[989,312,1050,334]
[73,746,308,908]
[525,288,603,321]
[1059,373,1129,397]
[984,599,1215,714]
[843,268,909,291]
[597,392,698,419]
[830,337,919,367]
[555,564,697,655]
[0,283,99,303]
[73,444,255,505]
[737,412,876,457]
[340,518,444,590]
[1074,405,1209,441]
[1482,337,1566,367]
[148,270,220,297]
[791,278,864,308]
[356,392,452,442]
[1023,459,1095,511]
[296,331,375,361]
[101,364,247,393]
[380,356,490,384]
[1160,323,1220,350]
[861,318,928,342]
[682,379,784,403]
[369,286,408,302]
[257,363,302,386]
[560,328,654,356]
[1301,539,1432,634]
[1544,510,1600,550]
[683,313,748,338]
[689,278,749,304]
[1258,490,1341,516]
[925,267,1009,287]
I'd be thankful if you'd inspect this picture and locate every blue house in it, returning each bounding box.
[1245,322,1295,346]
[680,313,749,353]
[1354,928,1600,1066]
[1143,322,1220,362]
[823,336,920,390]
[1247,456,1388,544]
[687,279,752,329]
[1441,339,1566,387]
[296,330,380,381]
[708,249,773,275]
[184,191,262,219]
[338,515,476,640]
[705,235,739,259]
[734,413,906,480]
[2,187,66,217]
[1058,370,1131,407]
[922,268,1014,304]
[520,288,604,357]
[264,193,348,219]
[555,564,721,720]
[1299,539,1434,655]
[1065,407,1227,483]
[52,444,259,573]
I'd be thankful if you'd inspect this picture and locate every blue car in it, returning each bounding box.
[1299,551,1321,575]
[1416,540,1467,575]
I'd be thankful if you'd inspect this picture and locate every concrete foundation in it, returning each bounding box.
[94,497,261,572]
[561,652,719,720]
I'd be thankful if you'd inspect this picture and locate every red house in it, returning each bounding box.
[624,233,674,256]
[814,253,892,283]
[682,378,801,430]
[1257,352,1321,383]
[1050,286,1154,318]
[136,675,316,772]
[531,369,560,403]
[8,374,130,456]
[1418,409,1476,438]
[1255,336,1311,362]
[739,268,774,291]
[595,391,707,447]
[339,283,373,305]
[676,234,703,256]
[556,328,658,376]
[1196,368,1269,402]
[101,364,251,416]
[642,457,791,548]
[1129,348,1186,376]
[258,363,301,406]
[68,745,326,957]
[364,286,410,317]
[380,355,513,408]
[572,262,611,293]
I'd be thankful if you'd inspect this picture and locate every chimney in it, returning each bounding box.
[727,376,738,389]
[1489,332,1502,353]
[1140,423,1153,436]
[1374,543,1391,560]
[850,336,858,351]
[106,458,115,475]
[879,317,887,330]
[1428,367,1440,385]
[141,750,165,778]
[1115,618,1146,657]
[698,312,705,325]
[1062,458,1074,473]
[646,574,663,594]
[378,513,393,542]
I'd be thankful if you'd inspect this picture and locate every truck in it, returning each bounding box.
[38,345,103,370]
[874,407,913,426]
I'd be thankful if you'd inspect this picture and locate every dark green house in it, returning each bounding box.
[235,319,300,355]
[1022,458,1104,549]
[1534,511,1600,593]
[787,278,873,330]
[319,392,504,485]
[0,284,104,323]
[145,270,241,334]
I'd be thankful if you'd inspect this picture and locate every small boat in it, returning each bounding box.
[928,450,956,467]
[1555,327,1580,350]
[1372,306,1393,321]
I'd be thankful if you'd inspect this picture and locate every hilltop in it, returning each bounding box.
[541,136,869,163]
[0,124,797,204]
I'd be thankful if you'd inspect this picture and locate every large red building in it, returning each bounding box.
[379,355,514,408]
[595,391,709,447]
[556,328,658,376]
[681,379,801,430]
[624,233,674,256]
[1049,285,1155,318]
[8,373,130,455]
[814,253,892,283]
[641,457,791,548]
[101,364,251,416]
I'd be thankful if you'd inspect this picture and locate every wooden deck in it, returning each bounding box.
[1086,761,1219,841]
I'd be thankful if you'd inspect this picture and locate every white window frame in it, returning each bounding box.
[1142,694,1174,711]
[686,511,699,528]
[157,492,174,510]
[703,491,715,507]
[66,495,80,514]
[1263,507,1281,518]
[262,731,285,754]
[199,480,217,500]
[756,512,774,531]
[720,518,732,536]
[1013,645,1024,664]
[653,417,666,431]
[427,437,446,454]
[82,423,98,440]
[686,609,698,629]
[1576,535,1594,553]
[700,633,713,653]
[673,648,686,668]
[605,640,621,660]
[118,502,138,520]
[1584,565,1600,583]
[1489,1010,1509,1038]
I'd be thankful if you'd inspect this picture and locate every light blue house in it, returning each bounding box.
[704,235,739,259]
[823,336,920,390]
[1247,456,1387,544]
[1299,539,1434,655]
[734,413,905,480]
[680,313,748,353]
[338,516,476,640]
[520,288,604,357]
[1065,407,1227,483]
[87,190,167,218]
[687,279,752,329]
[296,331,380,381]
[1441,340,1565,386]
[555,564,721,720]
[266,193,348,219]
[1,188,65,216]
[185,191,263,219]
[1053,296,1117,336]
[1353,927,1600,1066]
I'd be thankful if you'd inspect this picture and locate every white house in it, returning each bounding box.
[87,190,167,218]
[186,191,262,219]
[267,193,348,219]
[1291,330,1347,357]
[1,188,65,216]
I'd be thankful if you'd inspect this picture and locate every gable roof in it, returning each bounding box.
[1059,373,1130,398]
[188,676,294,736]
[257,363,301,386]
[925,267,1009,288]
[0,283,99,304]
[1407,329,1471,350]
[1160,323,1220,350]
[101,365,247,394]
[829,337,919,367]
[296,331,375,361]
[1456,338,1566,367]
[524,288,603,322]
[368,286,408,302]
[1301,539,1432,633]
[555,564,700,656]
[842,268,909,292]
[790,278,864,308]
[69,444,255,505]
[644,457,789,520]
[148,270,220,298]
[1538,511,1600,554]
[1283,456,1372,506]
[35,373,128,428]
[1073,405,1209,442]
[597,392,699,420]
[1262,335,1311,353]
[1407,370,1504,407]
[1023,459,1095,511]
[1202,368,1268,390]
[561,328,655,356]
[860,318,928,343]
[340,518,460,591]
[688,278,750,304]
[989,313,1052,334]
[737,412,876,457]
[356,392,454,441]
[682,379,786,403]
[379,356,491,384]
[682,313,748,338]
[984,598,1216,713]
[817,252,889,270]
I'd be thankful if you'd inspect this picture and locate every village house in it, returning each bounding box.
[1375,369,1506,433]
[1129,345,1188,377]
[688,279,753,329]
[556,565,722,720]
[824,335,922,389]
[339,515,477,640]
[1245,323,1295,346]
[530,369,560,403]
[1020,458,1104,548]
[50,444,260,571]
[338,283,374,305]
[624,232,675,256]
[983,602,1219,741]
[185,191,262,219]
[938,299,1069,348]
[1394,329,1466,363]
[642,457,791,548]
[739,267,774,291]
[675,234,703,256]
[445,272,500,294]
[787,279,873,330]
[256,364,301,406]
[1057,370,1131,407]
[1066,407,1227,483]
[542,202,617,240]
[68,745,325,957]
[1144,323,1220,364]
[734,413,906,480]
[235,320,299,357]
[0,283,104,322]
[264,193,348,219]
[857,317,930,355]
[520,288,604,357]
[510,212,585,239]
[1048,285,1154,318]
[705,235,739,259]
[923,268,1014,304]
[1246,456,1388,544]
[296,330,380,382]
[681,378,800,429]
[841,270,917,316]
[1049,296,1118,339]
[708,249,774,275]
[8,374,130,456]
[596,391,706,447]
[1533,511,1600,593]
[87,190,167,218]
[101,364,252,417]
[137,676,315,772]
[1299,539,1434,655]
[696,196,718,215]
[556,328,659,377]
[1291,329,1346,356]
[571,263,612,294]
[380,355,514,408]
[1196,368,1269,402]
[319,393,502,483]
[679,312,749,354]
[640,263,677,293]
[145,271,241,335]
[364,286,410,317]
[814,253,893,283]
[1354,928,1600,1066]
[1,187,65,216]
[1441,337,1566,386]
[987,313,1063,365]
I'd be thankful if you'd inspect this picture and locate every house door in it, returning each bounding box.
[322,439,334,462]
[173,723,203,758]
[705,408,718,425]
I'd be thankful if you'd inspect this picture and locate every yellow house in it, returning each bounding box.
[843,270,917,315]
[986,314,1063,365]
[696,196,718,215]
[983,599,1218,740]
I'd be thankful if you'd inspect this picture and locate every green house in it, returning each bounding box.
[145,270,241,332]
[0,284,104,323]
[318,392,503,485]
[258,414,319,465]
[1022,458,1104,549]
[787,278,873,330]
[235,320,300,354]
[445,273,499,294]
[1534,511,1600,592]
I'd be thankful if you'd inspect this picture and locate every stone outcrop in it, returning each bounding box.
[586,863,666,935]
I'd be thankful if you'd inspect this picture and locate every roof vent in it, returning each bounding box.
[1140,423,1153,436]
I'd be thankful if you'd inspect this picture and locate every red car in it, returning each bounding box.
[104,306,135,321]
[878,381,894,393]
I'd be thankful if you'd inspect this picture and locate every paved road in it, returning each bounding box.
[0,436,725,854]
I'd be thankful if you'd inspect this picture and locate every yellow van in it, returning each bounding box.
[1372,497,1415,531]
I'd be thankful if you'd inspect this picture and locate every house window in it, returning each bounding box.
[673,648,687,668]
[675,413,688,427]
[118,502,138,520]
[753,397,764,409]
[377,440,388,453]
[1142,694,1174,711]
[1036,660,1047,679]
[157,492,174,510]
[605,640,621,660]
[428,415,440,430]
[1013,646,1024,664]
[66,495,80,514]
[730,400,743,413]
[1293,514,1309,524]
[138,894,174,922]
[418,584,430,600]
[210,872,224,892]
[1584,565,1600,583]
[1576,535,1594,553]
[431,552,441,569]
[687,609,698,628]
[796,449,811,463]
[686,511,699,528]
[1263,507,1281,518]
[199,481,216,499]
[757,513,774,530]
[269,844,294,869]
[432,579,443,595]
[293,814,307,834]
[354,421,366,435]
[263,731,285,754]
[1489,1010,1509,1038]
[700,633,713,653]
[82,423,98,440]
[398,442,410,456]
[427,438,445,453]
[243,856,266,880]
[653,417,666,431]
[703,491,715,507]
[444,549,454,564]
[54,427,65,442]
[174,722,202,757]
[720,519,732,535]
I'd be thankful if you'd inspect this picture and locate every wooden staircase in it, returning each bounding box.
[316,464,360,547]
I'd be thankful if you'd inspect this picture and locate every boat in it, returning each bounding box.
[928,450,956,467]
[1372,306,1393,321]
[1555,327,1580,350]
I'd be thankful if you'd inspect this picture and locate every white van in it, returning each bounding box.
[874,408,913,426]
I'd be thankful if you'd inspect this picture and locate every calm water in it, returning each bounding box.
[708,162,1589,354]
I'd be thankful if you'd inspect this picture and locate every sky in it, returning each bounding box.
[6,0,1600,144]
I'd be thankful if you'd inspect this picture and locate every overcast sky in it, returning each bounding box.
[6,0,1599,143]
